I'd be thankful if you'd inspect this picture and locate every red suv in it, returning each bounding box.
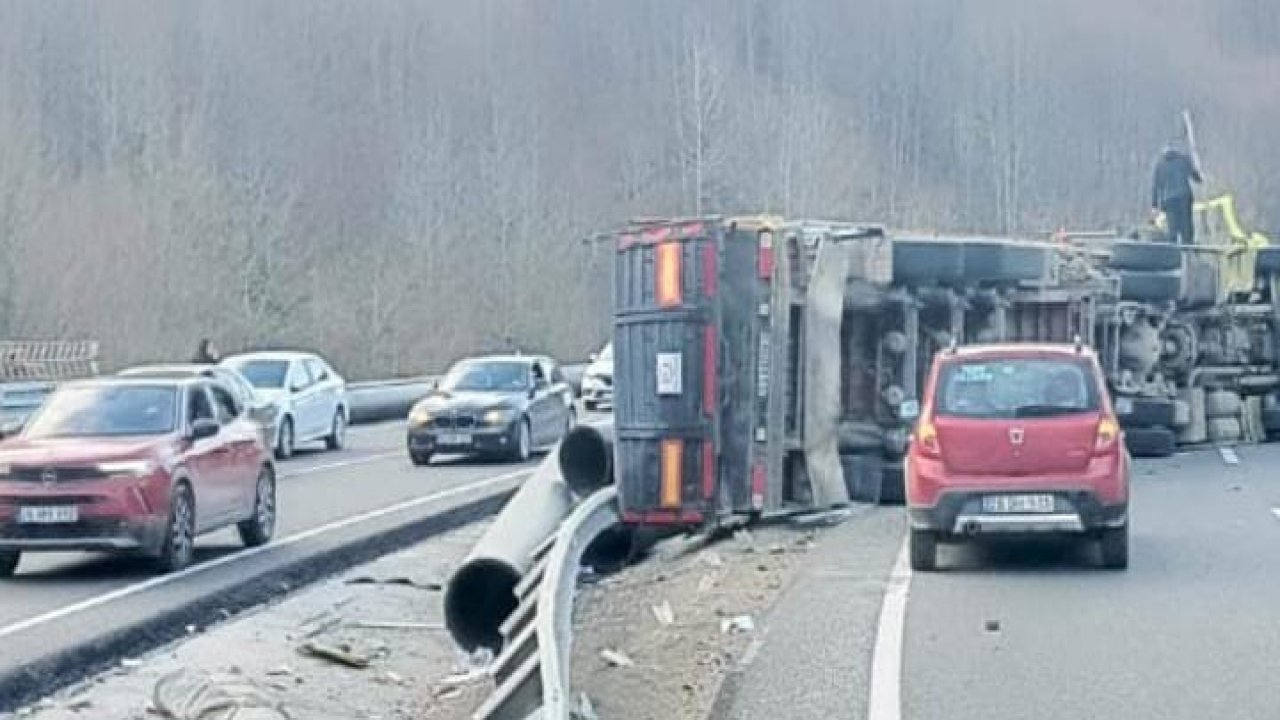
[905,343,1129,571]
[0,377,277,576]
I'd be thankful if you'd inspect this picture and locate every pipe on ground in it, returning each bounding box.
[444,455,574,653]
[559,424,614,497]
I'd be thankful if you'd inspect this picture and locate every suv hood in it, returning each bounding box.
[0,436,170,466]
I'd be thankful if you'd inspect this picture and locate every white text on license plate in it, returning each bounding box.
[982,494,1054,514]
[438,433,472,446]
[18,505,78,524]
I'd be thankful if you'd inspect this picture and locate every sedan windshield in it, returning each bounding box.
[936,358,1098,419]
[24,385,178,438]
[230,360,289,389]
[441,360,529,392]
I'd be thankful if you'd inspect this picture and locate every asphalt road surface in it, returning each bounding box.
[720,445,1280,720]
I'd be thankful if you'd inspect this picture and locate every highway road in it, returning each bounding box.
[718,445,1280,720]
[0,418,558,708]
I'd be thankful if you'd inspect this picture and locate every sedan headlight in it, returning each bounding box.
[409,406,434,427]
[482,408,515,426]
[97,460,158,477]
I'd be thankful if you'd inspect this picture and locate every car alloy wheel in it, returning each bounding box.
[326,410,346,451]
[238,467,276,547]
[158,485,195,573]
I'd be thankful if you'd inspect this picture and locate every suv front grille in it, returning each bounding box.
[7,466,107,483]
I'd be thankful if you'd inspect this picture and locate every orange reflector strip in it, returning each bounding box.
[656,241,682,308]
[660,439,683,508]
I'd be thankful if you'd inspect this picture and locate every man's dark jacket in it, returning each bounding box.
[1152,149,1202,208]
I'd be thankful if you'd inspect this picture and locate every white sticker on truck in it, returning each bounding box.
[656,352,683,396]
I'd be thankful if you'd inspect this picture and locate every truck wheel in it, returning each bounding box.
[838,422,884,453]
[1119,271,1181,303]
[1116,398,1176,429]
[1205,390,1242,418]
[1124,426,1176,458]
[1099,524,1129,570]
[1207,416,1242,443]
[1256,247,1280,275]
[909,529,938,571]
[879,465,905,506]
[1109,241,1181,272]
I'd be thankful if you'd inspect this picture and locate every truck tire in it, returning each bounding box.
[1116,397,1176,429]
[837,422,884,453]
[1205,390,1242,418]
[1207,416,1243,443]
[893,239,965,285]
[1124,426,1176,458]
[1119,271,1181,303]
[840,452,882,504]
[1256,247,1280,275]
[879,465,905,506]
[1109,241,1181,272]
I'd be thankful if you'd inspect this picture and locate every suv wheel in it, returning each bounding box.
[156,484,196,573]
[275,417,295,460]
[325,410,346,451]
[1100,524,1129,570]
[0,550,19,577]
[909,529,937,571]
[511,419,532,462]
[237,467,276,548]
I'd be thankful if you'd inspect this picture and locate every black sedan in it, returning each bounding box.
[405,355,576,465]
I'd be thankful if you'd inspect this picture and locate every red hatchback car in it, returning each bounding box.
[0,377,277,576]
[905,343,1129,571]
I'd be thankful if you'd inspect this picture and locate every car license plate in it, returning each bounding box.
[982,494,1055,514]
[438,433,472,446]
[18,505,78,524]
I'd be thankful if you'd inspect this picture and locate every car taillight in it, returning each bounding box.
[913,421,941,459]
[1094,416,1120,455]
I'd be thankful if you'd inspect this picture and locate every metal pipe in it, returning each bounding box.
[558,425,614,497]
[444,454,575,652]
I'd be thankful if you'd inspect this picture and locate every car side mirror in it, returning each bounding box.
[898,400,920,422]
[190,418,220,441]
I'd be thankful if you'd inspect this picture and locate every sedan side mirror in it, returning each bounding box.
[190,418,220,441]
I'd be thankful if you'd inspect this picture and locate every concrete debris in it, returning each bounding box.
[599,648,635,668]
[298,642,370,669]
[700,551,725,568]
[697,574,717,593]
[151,669,289,720]
[382,671,405,686]
[719,615,756,635]
[651,601,675,626]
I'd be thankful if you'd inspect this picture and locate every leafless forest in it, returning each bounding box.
[0,0,1276,377]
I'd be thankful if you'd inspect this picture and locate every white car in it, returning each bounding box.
[221,351,348,459]
[581,342,613,412]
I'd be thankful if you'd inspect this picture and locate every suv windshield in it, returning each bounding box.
[936,357,1098,419]
[24,385,178,438]
[441,360,529,392]
[230,360,289,389]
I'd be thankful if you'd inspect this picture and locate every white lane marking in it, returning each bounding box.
[868,536,912,720]
[1219,447,1240,466]
[279,451,402,478]
[0,467,533,640]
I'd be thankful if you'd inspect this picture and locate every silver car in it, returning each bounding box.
[222,351,349,460]
[117,363,281,449]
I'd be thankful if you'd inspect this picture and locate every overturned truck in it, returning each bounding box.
[605,199,1277,525]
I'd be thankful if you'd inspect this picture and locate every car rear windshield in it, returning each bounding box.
[24,385,178,438]
[441,360,529,392]
[231,360,289,389]
[935,357,1099,419]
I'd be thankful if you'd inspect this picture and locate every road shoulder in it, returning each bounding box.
[711,508,905,720]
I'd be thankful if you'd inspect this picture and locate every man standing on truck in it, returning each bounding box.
[1151,140,1203,245]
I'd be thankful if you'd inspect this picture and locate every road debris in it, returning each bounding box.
[700,551,725,568]
[264,667,293,678]
[1219,447,1241,465]
[599,649,635,668]
[151,669,289,720]
[344,575,443,591]
[349,621,444,631]
[719,615,756,635]
[651,601,675,626]
[984,620,1002,633]
[298,642,370,669]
